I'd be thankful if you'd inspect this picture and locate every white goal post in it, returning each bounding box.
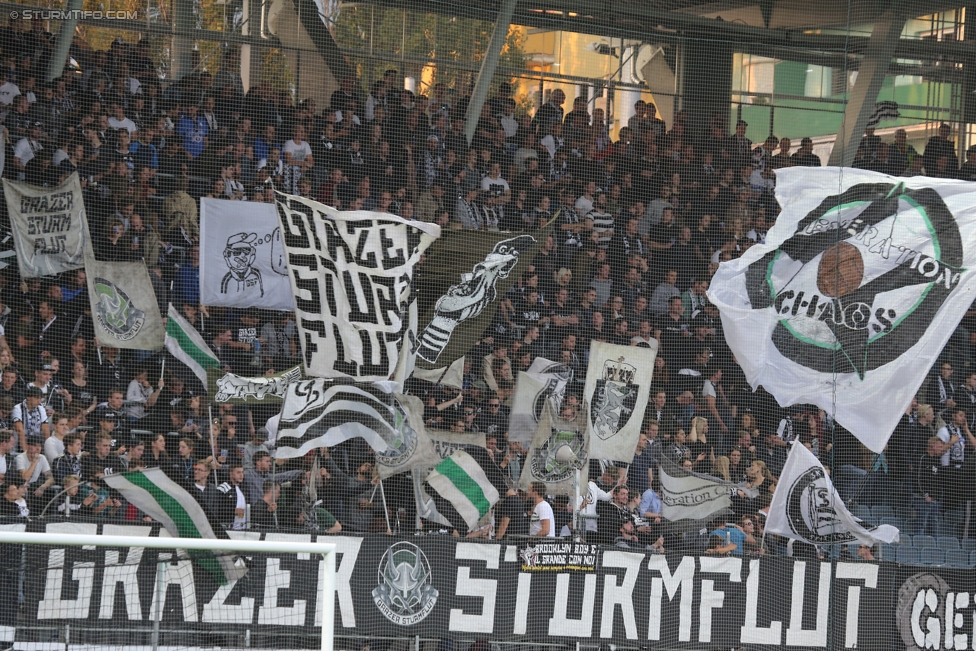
[0,530,337,651]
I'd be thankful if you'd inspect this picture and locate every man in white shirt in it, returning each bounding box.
[11,386,50,452]
[13,122,44,180]
[43,414,70,465]
[0,78,20,105]
[528,481,556,537]
[16,435,54,508]
[107,102,138,134]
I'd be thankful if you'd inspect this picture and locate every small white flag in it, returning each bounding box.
[766,442,900,546]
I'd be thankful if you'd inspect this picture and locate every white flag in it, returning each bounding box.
[519,402,589,496]
[766,442,900,546]
[658,455,733,522]
[709,168,976,453]
[582,341,657,462]
[274,192,439,381]
[199,198,294,310]
[509,358,573,446]
[410,356,466,389]
[3,174,87,278]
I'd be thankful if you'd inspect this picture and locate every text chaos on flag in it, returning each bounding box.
[708,168,976,453]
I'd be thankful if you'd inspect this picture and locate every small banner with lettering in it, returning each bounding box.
[274,192,440,381]
[208,365,303,404]
[84,249,165,350]
[3,173,87,278]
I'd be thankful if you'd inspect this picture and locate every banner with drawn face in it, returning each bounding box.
[199,199,294,310]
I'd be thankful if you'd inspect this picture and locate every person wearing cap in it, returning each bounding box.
[13,120,44,181]
[28,361,69,415]
[15,435,54,509]
[92,405,122,449]
[242,426,270,470]
[11,386,49,452]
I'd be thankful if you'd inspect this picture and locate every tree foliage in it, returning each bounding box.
[329,5,527,96]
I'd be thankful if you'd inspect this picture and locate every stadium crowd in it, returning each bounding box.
[0,30,974,561]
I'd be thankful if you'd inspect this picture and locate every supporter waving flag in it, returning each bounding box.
[104,468,247,585]
[767,441,900,546]
[709,168,976,453]
[274,191,439,382]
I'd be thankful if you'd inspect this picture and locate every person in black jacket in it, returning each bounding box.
[189,461,224,518]
[914,436,949,537]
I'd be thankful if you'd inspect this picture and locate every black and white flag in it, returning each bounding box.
[658,455,736,522]
[84,251,166,350]
[3,174,87,278]
[415,224,553,369]
[865,101,901,129]
[709,168,976,452]
[582,341,657,462]
[275,378,406,458]
[767,441,900,545]
[519,402,589,496]
[509,357,574,446]
[200,199,294,310]
[274,192,439,381]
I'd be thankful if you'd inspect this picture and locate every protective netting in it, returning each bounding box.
[0,0,974,649]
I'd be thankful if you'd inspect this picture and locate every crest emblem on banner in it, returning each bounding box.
[785,466,860,543]
[92,278,147,341]
[531,362,573,422]
[589,356,639,440]
[374,401,420,474]
[527,425,587,484]
[372,542,438,625]
[744,182,964,379]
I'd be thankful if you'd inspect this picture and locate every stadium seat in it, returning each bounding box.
[946,509,965,528]
[861,517,879,528]
[913,535,936,549]
[938,523,960,538]
[972,550,976,566]
[962,539,976,553]
[854,505,872,520]
[879,543,898,562]
[872,505,895,519]
[920,548,945,566]
[880,516,904,531]
[945,550,972,568]
[897,546,921,565]
[937,536,960,550]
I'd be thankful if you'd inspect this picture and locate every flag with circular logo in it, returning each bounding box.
[708,168,976,453]
[85,253,165,350]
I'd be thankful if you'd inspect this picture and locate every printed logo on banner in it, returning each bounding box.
[372,542,438,625]
[590,356,639,440]
[526,426,587,484]
[896,572,952,651]
[784,466,863,543]
[92,278,146,341]
[520,542,598,571]
[531,362,573,422]
[374,401,420,473]
[213,367,302,402]
[743,182,964,379]
[417,235,536,363]
[221,232,265,298]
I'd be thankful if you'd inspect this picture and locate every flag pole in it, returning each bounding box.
[159,358,165,384]
[208,406,218,486]
[378,479,392,534]
[573,467,581,541]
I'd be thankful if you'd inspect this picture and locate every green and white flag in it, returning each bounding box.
[426,450,499,530]
[104,468,247,585]
[165,303,220,385]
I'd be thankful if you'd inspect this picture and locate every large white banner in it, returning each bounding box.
[199,198,294,310]
[275,192,439,381]
[582,341,657,463]
[708,168,976,453]
[767,441,900,546]
[3,174,87,278]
